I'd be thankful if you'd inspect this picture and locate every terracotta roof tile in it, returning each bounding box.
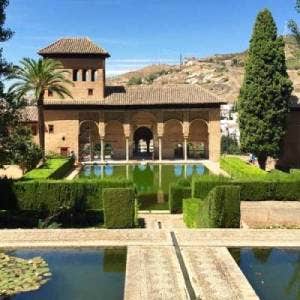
[44,85,226,106]
[38,37,110,56]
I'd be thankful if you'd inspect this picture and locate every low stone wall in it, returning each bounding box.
[241,201,300,228]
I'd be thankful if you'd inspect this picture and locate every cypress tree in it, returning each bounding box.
[238,9,293,169]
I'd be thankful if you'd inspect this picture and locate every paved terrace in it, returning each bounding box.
[0,228,300,300]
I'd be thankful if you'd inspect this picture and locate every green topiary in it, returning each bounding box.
[169,184,191,214]
[103,188,135,228]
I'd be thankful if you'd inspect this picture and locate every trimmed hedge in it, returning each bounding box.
[23,158,74,180]
[183,198,204,228]
[103,188,135,229]
[192,175,300,201]
[205,185,240,228]
[169,184,192,213]
[183,185,240,228]
[0,178,133,213]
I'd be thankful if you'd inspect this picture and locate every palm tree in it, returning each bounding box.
[8,58,73,160]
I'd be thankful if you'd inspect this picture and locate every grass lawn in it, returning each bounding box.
[23,158,70,180]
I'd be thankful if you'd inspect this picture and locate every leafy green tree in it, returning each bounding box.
[238,9,293,169]
[0,0,16,167]
[8,126,42,173]
[288,0,300,43]
[8,58,73,160]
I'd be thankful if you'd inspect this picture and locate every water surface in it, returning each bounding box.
[79,164,209,210]
[230,248,300,300]
[5,248,126,300]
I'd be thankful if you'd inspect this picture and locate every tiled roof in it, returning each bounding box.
[21,106,38,122]
[44,85,226,106]
[38,37,110,57]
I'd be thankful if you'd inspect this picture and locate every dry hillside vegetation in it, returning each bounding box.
[108,37,300,103]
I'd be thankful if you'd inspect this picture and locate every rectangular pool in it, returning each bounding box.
[230,248,300,300]
[4,248,126,300]
[78,163,209,210]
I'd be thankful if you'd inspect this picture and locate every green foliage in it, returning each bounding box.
[204,185,240,228]
[183,198,204,228]
[8,126,42,173]
[0,178,133,213]
[103,188,135,228]
[0,252,51,296]
[192,174,230,199]
[169,184,192,214]
[238,9,293,169]
[221,136,241,155]
[183,186,241,228]
[220,156,267,178]
[23,157,74,180]
[128,76,142,85]
[288,0,300,44]
[8,58,73,159]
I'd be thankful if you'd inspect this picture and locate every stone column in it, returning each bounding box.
[99,112,105,162]
[208,108,221,162]
[158,137,162,161]
[125,137,129,161]
[184,138,188,161]
[100,138,104,162]
[157,121,164,161]
[123,123,131,161]
[183,112,190,161]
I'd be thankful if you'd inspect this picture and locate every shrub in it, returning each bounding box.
[183,185,241,228]
[128,76,142,85]
[103,188,135,228]
[205,185,240,228]
[169,184,191,213]
[221,136,241,155]
[183,198,204,228]
[192,175,230,199]
[0,178,133,213]
[23,157,74,180]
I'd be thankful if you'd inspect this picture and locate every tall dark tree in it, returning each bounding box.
[0,0,16,167]
[288,0,300,43]
[238,9,293,169]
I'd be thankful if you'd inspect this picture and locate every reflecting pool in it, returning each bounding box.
[5,248,126,300]
[230,248,300,300]
[79,164,209,210]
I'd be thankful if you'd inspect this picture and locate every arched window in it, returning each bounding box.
[91,70,97,81]
[73,70,79,81]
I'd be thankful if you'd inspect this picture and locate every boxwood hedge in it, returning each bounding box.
[183,185,240,228]
[0,178,133,213]
[103,188,135,229]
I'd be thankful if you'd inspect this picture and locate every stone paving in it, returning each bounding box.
[0,228,300,299]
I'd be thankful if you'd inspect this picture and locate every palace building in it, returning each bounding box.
[24,37,226,162]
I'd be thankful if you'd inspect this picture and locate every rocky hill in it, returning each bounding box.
[108,36,300,103]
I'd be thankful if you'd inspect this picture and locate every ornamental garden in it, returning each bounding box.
[1,3,300,300]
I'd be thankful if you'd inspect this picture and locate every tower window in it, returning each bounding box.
[82,70,87,81]
[73,69,79,81]
[48,90,53,97]
[91,70,97,81]
[88,89,94,96]
[48,124,54,134]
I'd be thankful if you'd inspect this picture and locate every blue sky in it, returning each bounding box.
[2,0,299,76]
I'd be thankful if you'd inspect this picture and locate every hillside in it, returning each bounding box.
[108,37,300,103]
